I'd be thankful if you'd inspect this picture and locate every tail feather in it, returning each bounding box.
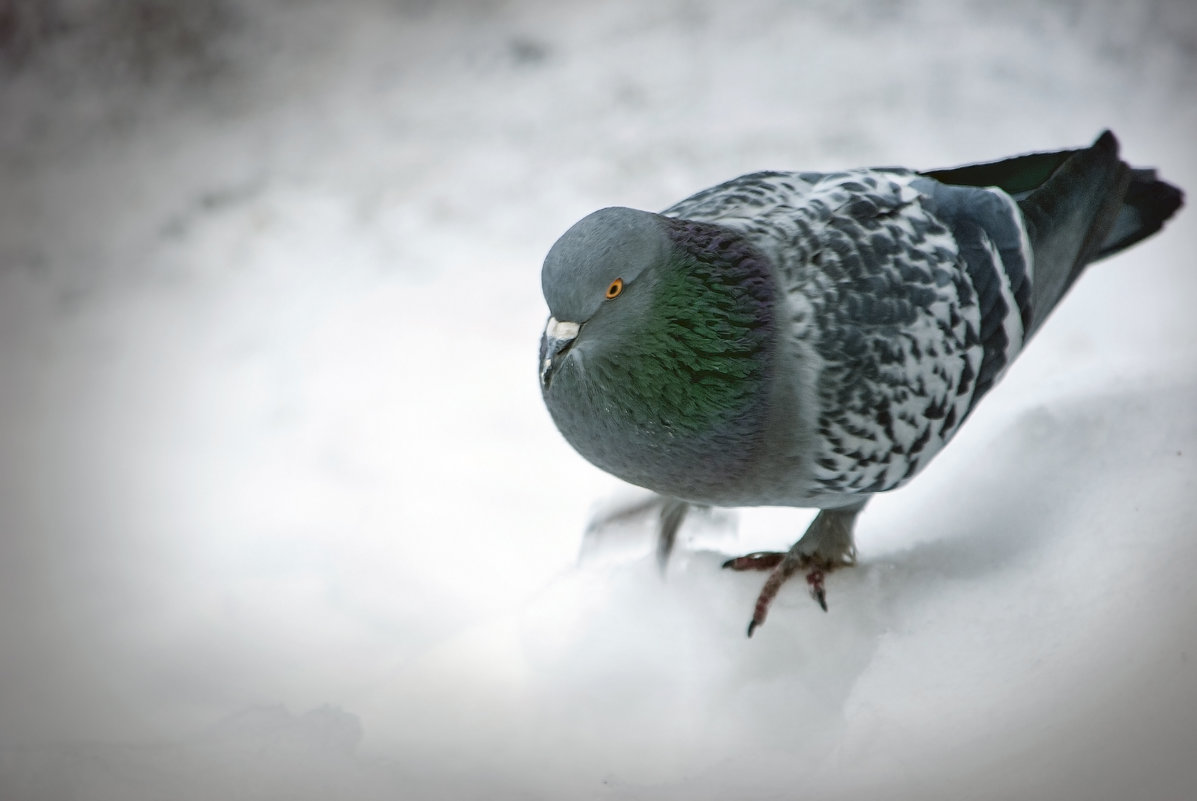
[1096,167,1185,260]
[928,131,1182,336]
[1010,132,1124,332]
[923,149,1074,198]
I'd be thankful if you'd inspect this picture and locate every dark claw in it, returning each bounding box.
[806,569,828,612]
[747,619,758,638]
[722,552,785,571]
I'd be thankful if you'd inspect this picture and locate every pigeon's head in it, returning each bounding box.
[538,207,671,392]
[537,206,780,499]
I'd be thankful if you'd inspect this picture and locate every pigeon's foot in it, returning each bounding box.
[583,495,693,573]
[722,502,865,636]
[722,549,845,634]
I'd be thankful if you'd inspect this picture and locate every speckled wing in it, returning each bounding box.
[664,169,1034,502]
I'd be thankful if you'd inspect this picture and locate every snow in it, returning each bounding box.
[1,1,1195,799]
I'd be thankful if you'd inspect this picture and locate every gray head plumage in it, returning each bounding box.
[541,207,669,324]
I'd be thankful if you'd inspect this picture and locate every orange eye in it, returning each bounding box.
[605,278,624,299]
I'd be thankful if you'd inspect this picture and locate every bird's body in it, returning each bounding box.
[539,132,1182,634]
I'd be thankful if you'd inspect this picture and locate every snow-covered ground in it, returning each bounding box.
[2,1,1195,799]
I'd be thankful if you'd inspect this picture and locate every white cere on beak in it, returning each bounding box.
[546,317,580,341]
[541,317,582,388]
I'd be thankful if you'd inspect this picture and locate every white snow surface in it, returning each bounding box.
[2,1,1196,799]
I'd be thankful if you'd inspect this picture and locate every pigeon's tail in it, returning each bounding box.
[1017,130,1130,331]
[924,131,1183,335]
[1094,166,1186,260]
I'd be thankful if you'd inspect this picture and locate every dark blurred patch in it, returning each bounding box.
[0,0,249,152]
[508,36,549,67]
[0,0,61,69]
[158,179,263,241]
[94,0,239,84]
[0,0,240,84]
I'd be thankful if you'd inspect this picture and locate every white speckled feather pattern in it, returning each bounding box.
[662,169,1030,503]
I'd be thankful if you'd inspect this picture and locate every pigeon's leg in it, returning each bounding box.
[722,500,866,636]
[654,498,691,574]
[583,494,692,574]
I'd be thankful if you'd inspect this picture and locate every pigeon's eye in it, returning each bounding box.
[605,278,624,299]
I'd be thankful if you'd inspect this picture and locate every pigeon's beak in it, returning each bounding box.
[540,316,580,390]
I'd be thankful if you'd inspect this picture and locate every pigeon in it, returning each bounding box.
[538,131,1183,636]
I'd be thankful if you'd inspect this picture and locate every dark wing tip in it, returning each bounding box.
[1094,129,1119,154]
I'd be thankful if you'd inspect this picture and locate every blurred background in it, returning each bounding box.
[1,1,1195,799]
